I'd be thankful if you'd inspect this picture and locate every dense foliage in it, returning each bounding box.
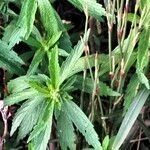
[0,0,150,150]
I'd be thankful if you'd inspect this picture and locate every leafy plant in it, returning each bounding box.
[4,27,103,149]
[0,0,150,149]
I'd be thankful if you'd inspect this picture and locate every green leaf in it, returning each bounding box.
[70,54,108,77]
[28,80,49,95]
[59,49,69,57]
[27,121,46,143]
[123,74,140,114]
[60,76,77,92]
[140,0,149,9]
[19,0,37,39]
[57,103,76,150]
[112,88,150,150]
[64,100,102,150]
[47,31,62,48]
[0,40,24,64]
[0,55,25,75]
[10,97,43,137]
[60,29,90,84]
[4,88,38,106]
[17,101,45,141]
[8,76,30,93]
[74,76,120,96]
[29,101,54,150]
[127,13,140,23]
[0,40,25,75]
[136,28,150,89]
[137,71,150,89]
[68,0,106,20]
[35,0,72,52]
[8,74,49,94]
[37,0,59,38]
[6,0,37,48]
[27,48,45,76]
[137,29,150,70]
[102,135,109,150]
[48,46,60,89]
[23,36,42,48]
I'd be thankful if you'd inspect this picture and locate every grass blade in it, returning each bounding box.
[112,88,150,150]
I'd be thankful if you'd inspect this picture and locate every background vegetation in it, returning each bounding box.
[0,0,150,149]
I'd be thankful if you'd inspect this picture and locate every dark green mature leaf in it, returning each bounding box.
[28,101,54,150]
[64,100,102,150]
[19,0,37,39]
[4,88,38,106]
[37,0,59,38]
[48,46,60,89]
[0,40,24,64]
[8,76,30,93]
[60,76,77,92]
[6,0,37,48]
[68,0,106,20]
[57,103,76,150]
[74,76,120,96]
[17,101,45,141]
[60,29,90,84]
[38,0,72,52]
[70,54,108,77]
[10,97,44,139]
[112,88,150,150]
[7,74,49,93]
[0,40,25,74]
[0,55,25,75]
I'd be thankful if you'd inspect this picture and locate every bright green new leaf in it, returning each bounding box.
[28,80,50,95]
[48,46,60,89]
[102,135,110,150]
[47,31,62,48]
